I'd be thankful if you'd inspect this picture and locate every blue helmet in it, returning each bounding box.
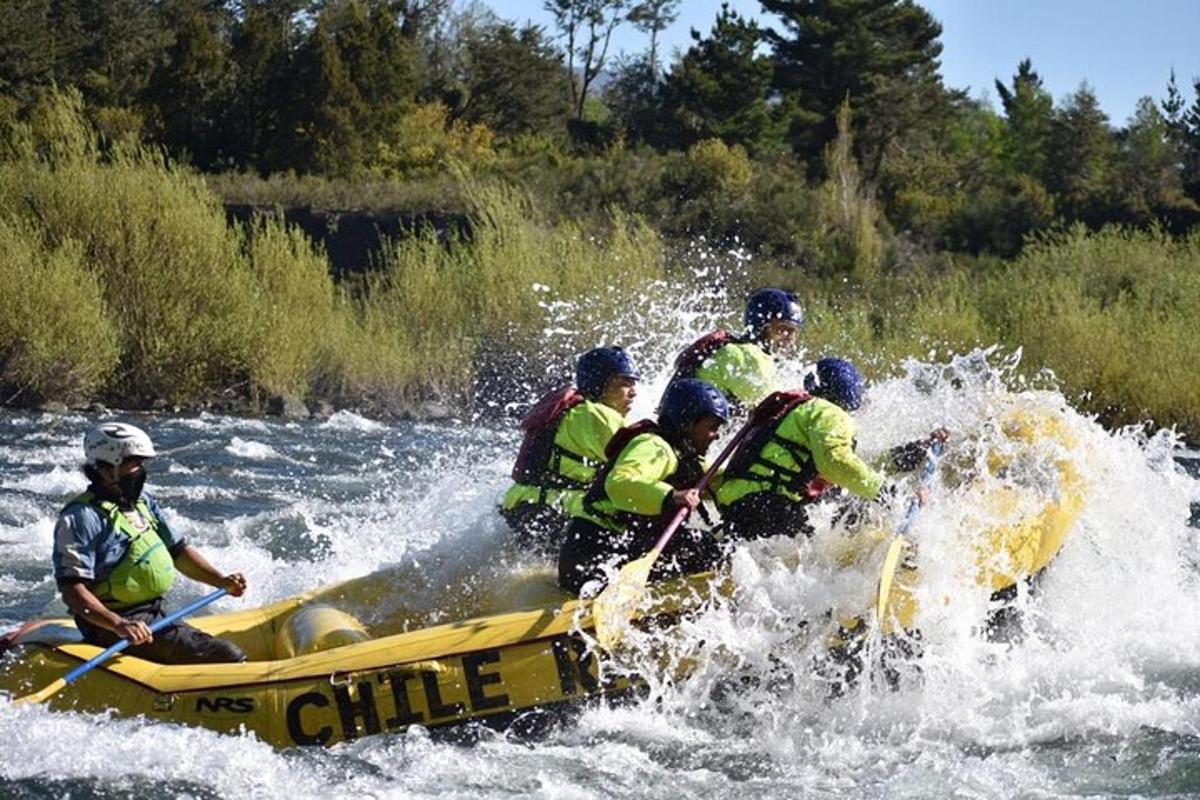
[576,346,640,399]
[659,378,730,430]
[745,288,803,339]
[804,358,865,412]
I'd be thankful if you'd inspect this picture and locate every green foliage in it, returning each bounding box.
[243,217,339,399]
[0,89,257,405]
[0,217,120,404]
[762,0,947,177]
[371,103,496,177]
[657,5,780,153]
[1047,85,1117,225]
[461,24,568,137]
[995,59,1055,183]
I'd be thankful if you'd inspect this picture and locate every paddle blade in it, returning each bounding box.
[11,677,68,706]
[592,552,657,649]
[875,535,907,623]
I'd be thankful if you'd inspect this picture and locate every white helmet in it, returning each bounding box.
[83,422,157,466]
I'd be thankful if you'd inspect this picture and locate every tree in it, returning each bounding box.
[543,0,628,120]
[1046,84,1117,225]
[995,58,1054,183]
[627,0,679,80]
[417,0,497,108]
[70,0,172,108]
[0,0,65,101]
[143,0,232,169]
[286,11,370,175]
[762,0,948,178]
[224,1,313,172]
[602,53,660,143]
[1113,96,1195,225]
[658,4,778,152]
[460,23,568,136]
[1180,77,1200,203]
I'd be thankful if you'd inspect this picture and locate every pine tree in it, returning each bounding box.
[995,58,1055,183]
[762,0,947,178]
[1181,77,1200,203]
[627,0,679,80]
[226,0,314,172]
[144,0,231,169]
[543,0,629,120]
[1046,84,1117,225]
[461,23,568,136]
[1114,96,1193,224]
[658,4,778,152]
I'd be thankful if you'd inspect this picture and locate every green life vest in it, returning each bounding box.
[67,491,177,609]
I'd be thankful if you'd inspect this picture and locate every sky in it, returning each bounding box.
[492,0,1200,125]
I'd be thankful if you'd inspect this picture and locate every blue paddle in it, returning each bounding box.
[13,587,228,705]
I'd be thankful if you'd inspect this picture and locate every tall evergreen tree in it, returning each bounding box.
[287,10,370,175]
[995,58,1054,183]
[225,1,312,172]
[1047,84,1117,225]
[71,0,172,107]
[144,0,232,169]
[543,0,628,120]
[658,4,778,152]
[762,0,947,178]
[0,0,65,101]
[1181,77,1200,203]
[627,0,679,80]
[461,23,568,136]
[1114,97,1193,223]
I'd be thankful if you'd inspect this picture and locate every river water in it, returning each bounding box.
[1,346,1199,798]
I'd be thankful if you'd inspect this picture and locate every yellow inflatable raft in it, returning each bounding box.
[838,398,1089,636]
[0,571,725,747]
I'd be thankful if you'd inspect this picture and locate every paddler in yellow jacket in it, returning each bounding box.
[558,378,729,594]
[671,288,803,412]
[717,358,945,541]
[501,346,640,554]
[52,423,247,663]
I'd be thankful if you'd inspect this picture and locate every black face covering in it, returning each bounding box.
[117,467,147,505]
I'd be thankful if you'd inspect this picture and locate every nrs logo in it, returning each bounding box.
[195,696,255,714]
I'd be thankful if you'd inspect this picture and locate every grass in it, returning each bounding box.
[2,89,1197,440]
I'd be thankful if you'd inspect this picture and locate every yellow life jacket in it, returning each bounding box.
[66,491,177,609]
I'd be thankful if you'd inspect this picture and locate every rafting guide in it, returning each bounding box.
[51,423,247,664]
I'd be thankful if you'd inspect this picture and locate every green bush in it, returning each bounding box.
[244,218,341,400]
[0,217,120,404]
[0,89,257,405]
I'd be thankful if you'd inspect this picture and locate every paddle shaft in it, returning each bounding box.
[60,588,228,686]
[875,441,944,622]
[896,441,944,537]
[646,420,757,558]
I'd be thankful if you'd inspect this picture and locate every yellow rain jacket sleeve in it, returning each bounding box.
[604,433,679,516]
[694,341,776,407]
[802,400,885,500]
[716,397,883,506]
[502,400,625,512]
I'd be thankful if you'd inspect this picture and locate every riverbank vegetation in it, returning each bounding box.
[1,1,1198,437]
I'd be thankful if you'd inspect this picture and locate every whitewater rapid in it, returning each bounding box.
[1,343,1198,797]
